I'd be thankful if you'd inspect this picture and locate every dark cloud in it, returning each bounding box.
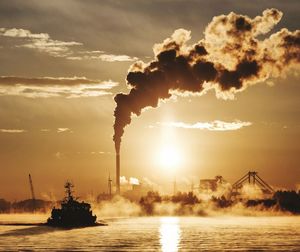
[113,8,300,153]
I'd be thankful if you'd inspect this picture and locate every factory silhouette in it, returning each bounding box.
[106,170,275,201]
[101,170,300,215]
[2,170,299,215]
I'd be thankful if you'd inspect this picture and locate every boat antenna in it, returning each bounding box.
[64,181,74,201]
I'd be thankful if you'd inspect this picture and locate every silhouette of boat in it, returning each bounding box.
[47,181,98,227]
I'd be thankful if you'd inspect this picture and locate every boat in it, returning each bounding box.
[47,181,98,227]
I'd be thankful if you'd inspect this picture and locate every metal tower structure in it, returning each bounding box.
[108,173,112,196]
[232,171,274,194]
[191,180,194,193]
[28,174,36,200]
[173,178,177,195]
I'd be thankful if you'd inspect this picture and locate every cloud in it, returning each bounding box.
[98,151,111,155]
[54,152,63,159]
[57,128,71,133]
[0,76,116,86]
[87,54,138,62]
[0,28,138,61]
[0,27,49,39]
[0,129,26,133]
[155,120,252,131]
[0,76,118,98]
[41,129,50,132]
[19,40,81,57]
[67,51,138,62]
[0,28,81,57]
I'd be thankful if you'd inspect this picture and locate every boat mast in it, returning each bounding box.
[64,181,74,200]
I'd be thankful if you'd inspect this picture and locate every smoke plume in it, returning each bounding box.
[113,9,300,152]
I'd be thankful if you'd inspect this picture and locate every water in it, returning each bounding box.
[0,214,299,251]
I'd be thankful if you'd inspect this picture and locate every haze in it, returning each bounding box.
[0,0,299,200]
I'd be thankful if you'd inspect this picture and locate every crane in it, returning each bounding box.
[232,171,274,194]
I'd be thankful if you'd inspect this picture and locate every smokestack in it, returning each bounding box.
[116,153,120,194]
[112,9,299,187]
[113,9,300,157]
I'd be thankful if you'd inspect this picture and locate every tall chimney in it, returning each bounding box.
[116,153,120,194]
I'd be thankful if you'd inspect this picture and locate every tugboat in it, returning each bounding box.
[47,181,98,227]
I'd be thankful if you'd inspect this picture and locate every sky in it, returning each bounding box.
[0,0,299,200]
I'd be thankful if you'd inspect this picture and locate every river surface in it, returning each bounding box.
[0,214,299,251]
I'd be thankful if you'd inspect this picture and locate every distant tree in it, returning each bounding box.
[171,192,199,205]
[211,196,233,208]
[139,191,162,215]
[274,190,300,214]
[0,199,11,213]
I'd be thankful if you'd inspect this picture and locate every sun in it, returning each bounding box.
[157,145,182,171]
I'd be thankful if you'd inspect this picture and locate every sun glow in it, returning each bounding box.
[157,145,183,171]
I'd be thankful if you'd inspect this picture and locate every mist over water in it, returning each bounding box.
[0,214,299,251]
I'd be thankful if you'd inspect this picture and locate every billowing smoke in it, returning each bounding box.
[120,176,140,185]
[129,177,140,185]
[113,8,300,152]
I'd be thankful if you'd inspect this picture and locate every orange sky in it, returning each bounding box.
[0,0,299,200]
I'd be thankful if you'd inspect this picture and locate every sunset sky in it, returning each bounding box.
[0,0,299,200]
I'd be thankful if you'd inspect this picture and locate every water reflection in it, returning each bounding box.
[159,217,181,252]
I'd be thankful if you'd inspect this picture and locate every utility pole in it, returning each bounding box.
[173,178,177,196]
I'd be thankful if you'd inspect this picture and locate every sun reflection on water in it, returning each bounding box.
[159,217,181,252]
